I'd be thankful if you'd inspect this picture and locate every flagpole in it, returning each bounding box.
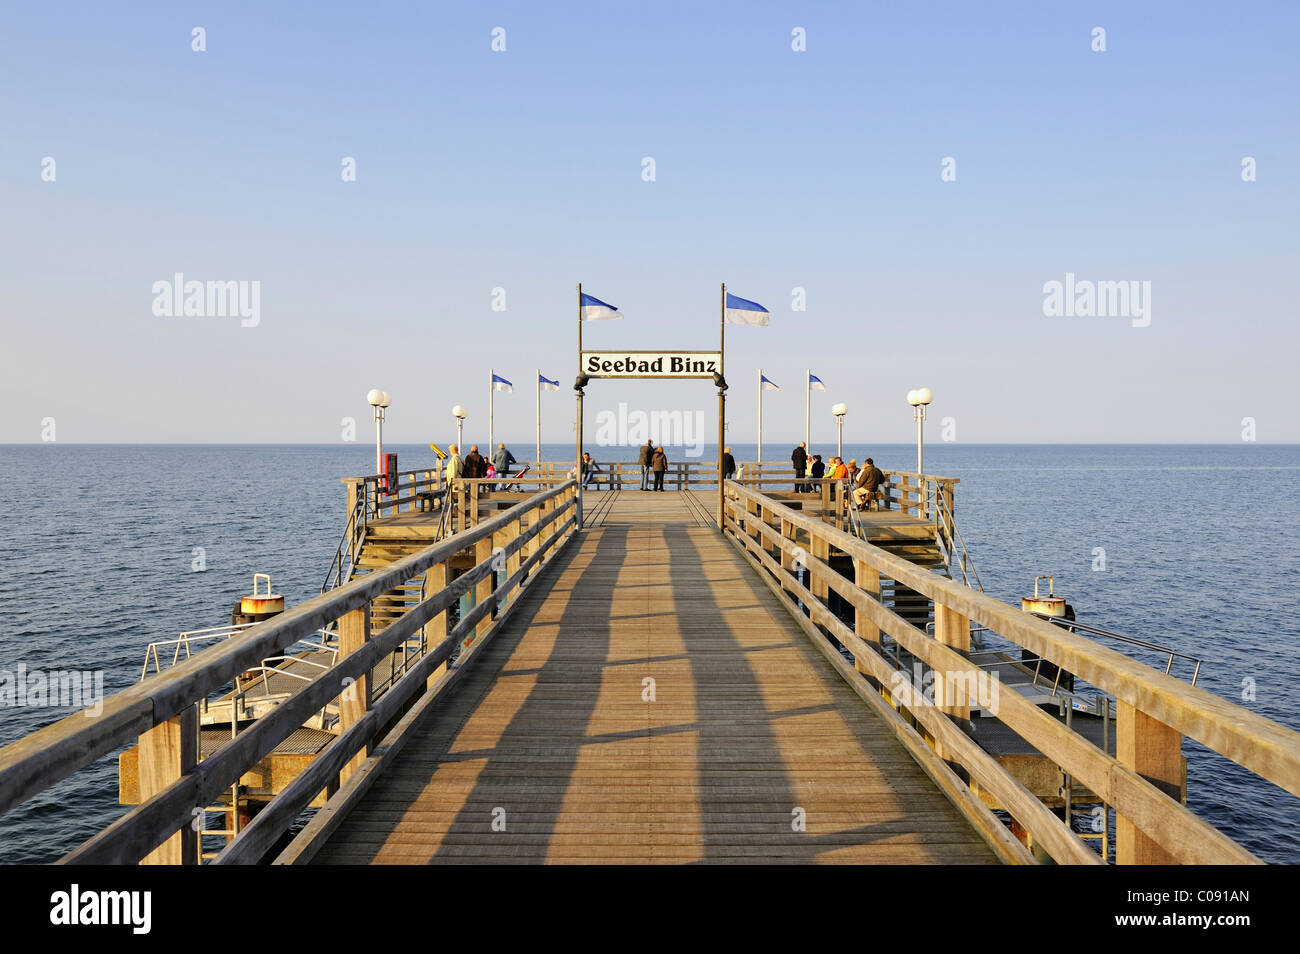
[576,283,583,529]
[535,368,541,467]
[805,368,810,453]
[717,282,726,529]
[758,368,763,467]
[489,367,494,454]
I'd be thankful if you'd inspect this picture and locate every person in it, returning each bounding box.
[847,459,859,483]
[638,439,654,491]
[651,445,668,491]
[492,442,517,491]
[810,454,825,487]
[464,445,486,481]
[831,457,848,480]
[869,458,888,510]
[792,442,808,492]
[722,446,736,481]
[445,444,464,485]
[853,457,886,511]
[580,452,602,489]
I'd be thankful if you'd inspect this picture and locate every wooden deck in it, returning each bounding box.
[312,490,996,864]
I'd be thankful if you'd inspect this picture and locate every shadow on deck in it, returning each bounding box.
[311,492,995,864]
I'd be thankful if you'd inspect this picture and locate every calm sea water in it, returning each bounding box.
[1,443,1297,863]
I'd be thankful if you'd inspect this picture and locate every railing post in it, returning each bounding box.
[343,478,360,528]
[338,605,372,784]
[473,534,494,645]
[470,481,480,526]
[506,515,522,599]
[820,477,831,511]
[761,504,775,560]
[1116,704,1183,864]
[853,559,881,673]
[779,518,798,594]
[932,599,971,761]
[810,531,829,603]
[138,704,198,865]
[424,560,449,691]
[524,498,543,572]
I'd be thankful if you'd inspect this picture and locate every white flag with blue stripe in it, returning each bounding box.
[580,292,622,321]
[725,292,769,326]
[539,373,560,392]
[761,374,781,391]
[809,373,826,392]
[492,373,513,393]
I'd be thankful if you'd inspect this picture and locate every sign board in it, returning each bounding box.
[581,350,721,379]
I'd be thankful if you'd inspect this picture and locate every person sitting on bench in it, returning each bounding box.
[581,452,602,489]
[853,457,886,510]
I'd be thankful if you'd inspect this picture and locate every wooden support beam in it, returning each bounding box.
[138,705,198,865]
[854,559,881,676]
[779,518,798,596]
[745,496,760,546]
[338,604,372,785]
[933,601,971,761]
[423,561,449,692]
[505,517,522,603]
[810,533,829,602]
[1116,702,1184,865]
[473,535,494,644]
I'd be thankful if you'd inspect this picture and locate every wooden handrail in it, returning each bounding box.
[721,481,1300,864]
[0,480,580,864]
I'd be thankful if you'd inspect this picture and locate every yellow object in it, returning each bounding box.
[429,443,448,460]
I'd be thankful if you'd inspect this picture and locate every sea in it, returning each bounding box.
[1,442,1297,864]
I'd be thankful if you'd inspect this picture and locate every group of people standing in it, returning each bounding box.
[635,440,670,491]
[576,441,672,491]
[791,442,888,510]
[439,441,885,508]
[444,442,518,490]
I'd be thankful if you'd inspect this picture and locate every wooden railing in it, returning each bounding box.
[721,481,1300,865]
[566,458,728,490]
[340,467,444,524]
[732,469,958,522]
[0,481,580,865]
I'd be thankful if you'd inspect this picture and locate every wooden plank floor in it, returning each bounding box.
[312,490,997,864]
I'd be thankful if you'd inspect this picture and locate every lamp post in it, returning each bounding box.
[366,389,391,475]
[906,388,933,476]
[714,372,728,529]
[574,375,588,530]
[452,404,467,449]
[831,402,848,461]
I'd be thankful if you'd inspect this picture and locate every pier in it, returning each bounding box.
[2,467,1298,865]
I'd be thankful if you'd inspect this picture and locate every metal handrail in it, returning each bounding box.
[322,489,368,593]
[1028,612,1203,686]
[140,624,255,681]
[934,489,983,592]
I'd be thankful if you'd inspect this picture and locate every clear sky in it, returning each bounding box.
[2,1,1297,446]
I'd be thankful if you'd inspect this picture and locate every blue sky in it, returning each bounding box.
[2,1,1297,445]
